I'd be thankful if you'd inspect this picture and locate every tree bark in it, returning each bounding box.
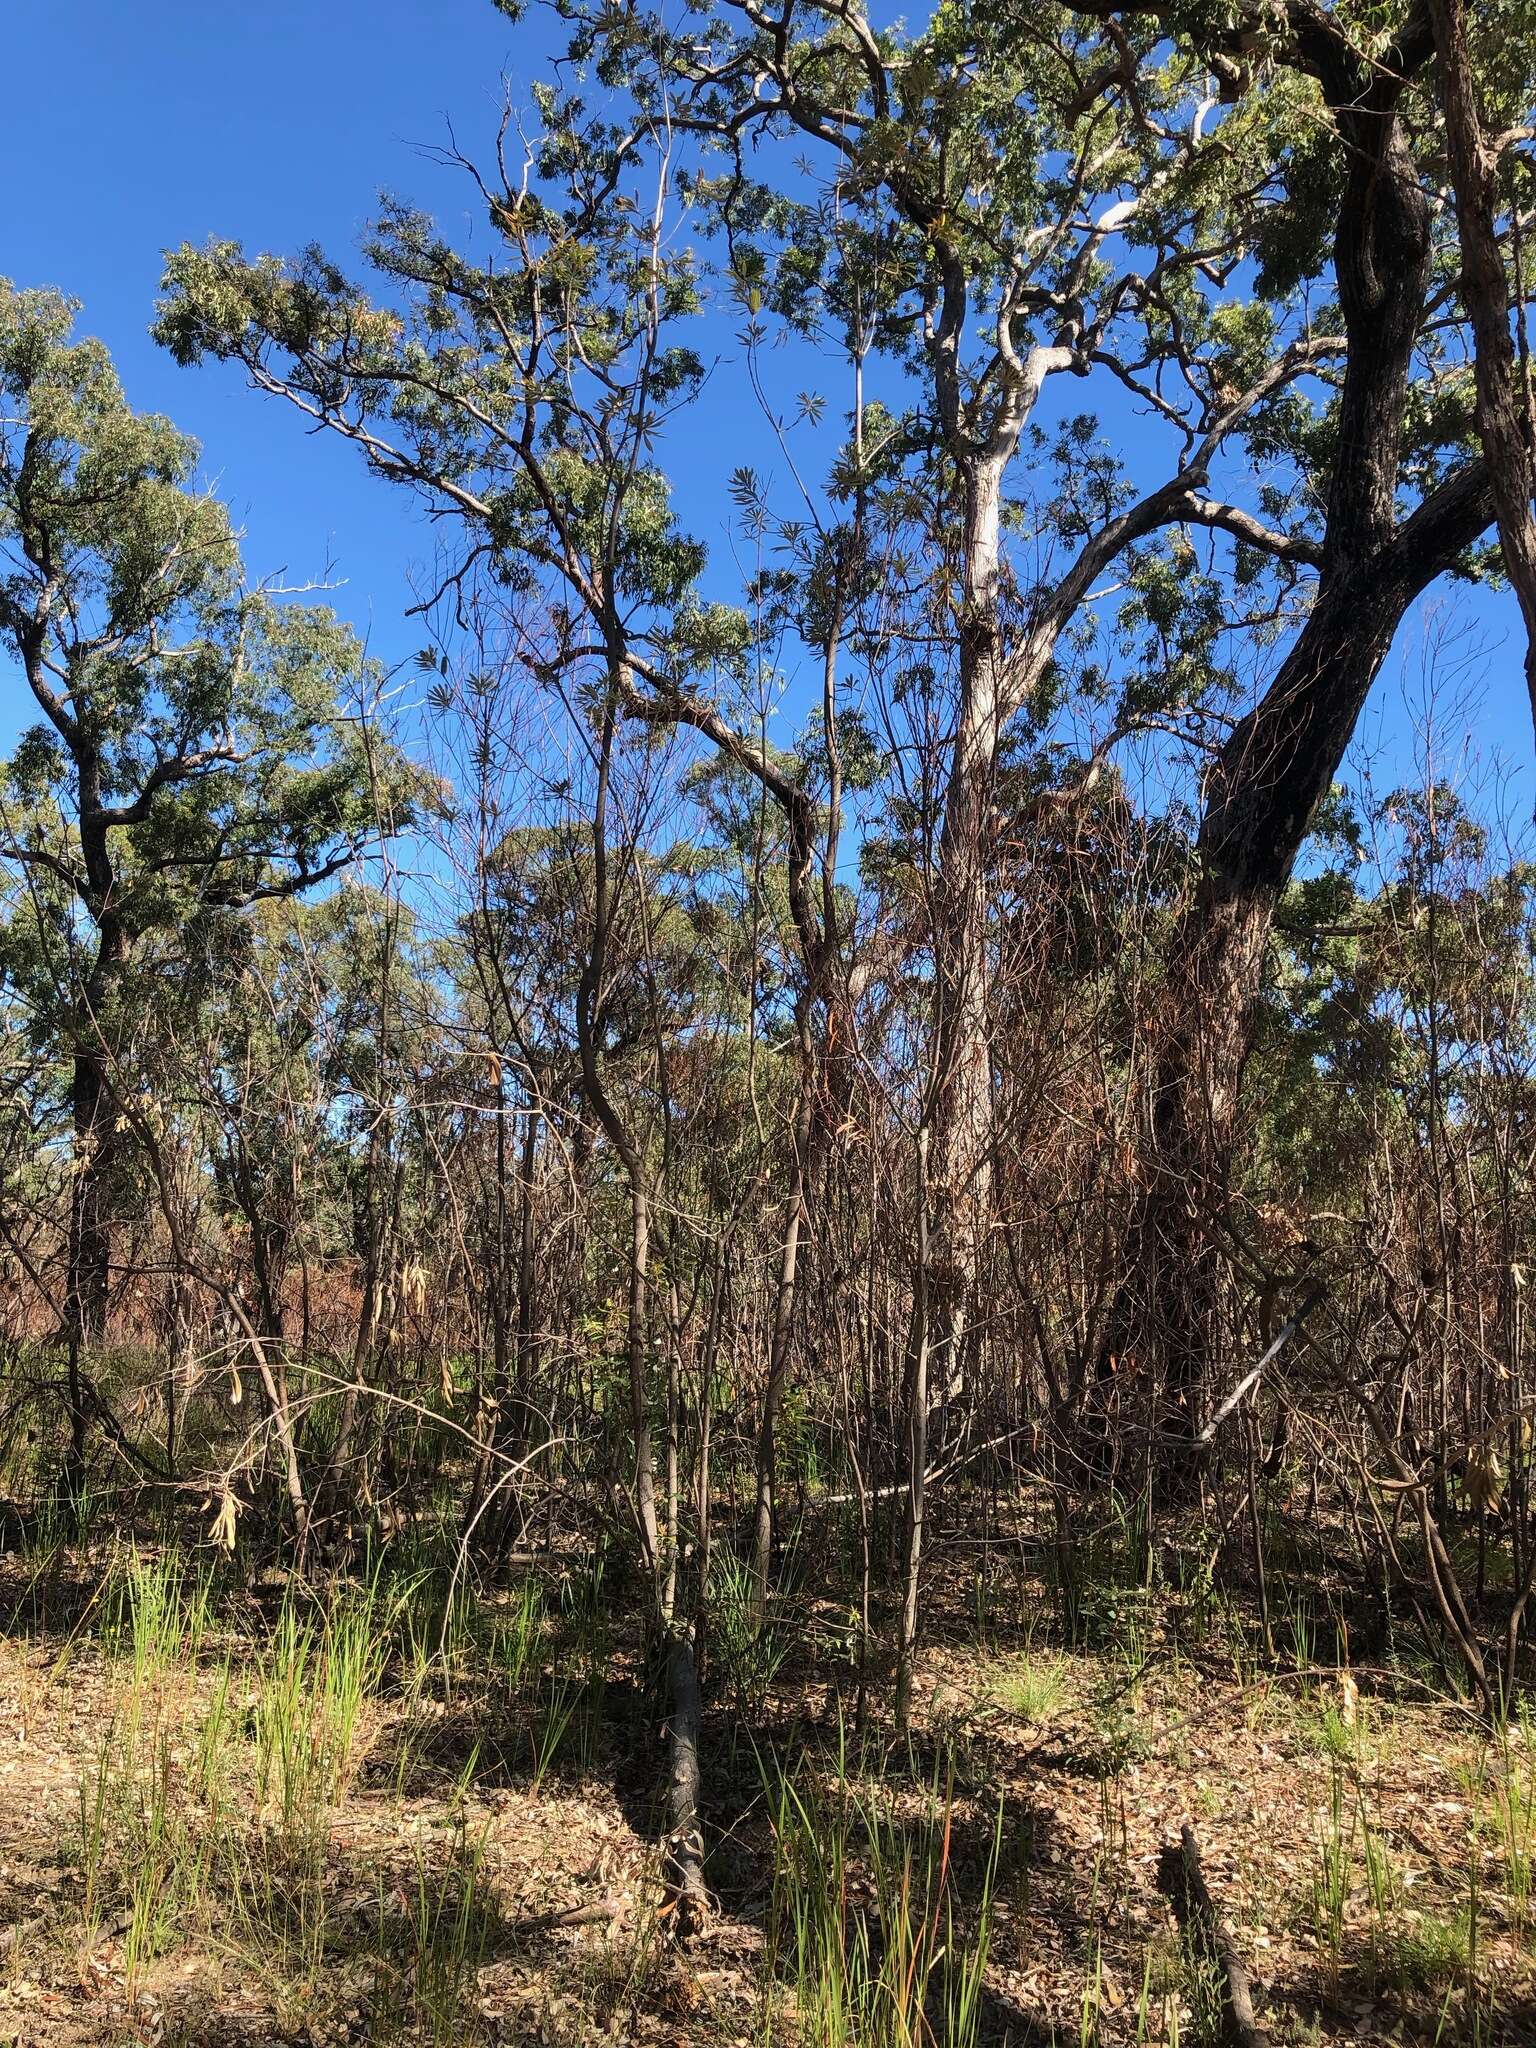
[66,1049,114,1357]
[61,911,132,1485]
[1430,0,1536,741]
[1103,11,1496,1445]
[750,1039,813,1621]
[578,679,661,1591]
[925,450,1008,1417]
[64,908,130,1364]
[662,1626,708,1936]
[895,1127,931,1736]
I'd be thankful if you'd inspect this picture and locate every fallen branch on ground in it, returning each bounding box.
[1162,1822,1269,2048]
[0,1916,43,1956]
[507,1898,623,1935]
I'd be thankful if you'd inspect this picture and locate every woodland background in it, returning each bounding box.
[3,3,1536,2043]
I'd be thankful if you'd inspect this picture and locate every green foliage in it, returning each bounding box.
[0,276,415,1270]
[254,1579,389,1829]
[0,283,402,939]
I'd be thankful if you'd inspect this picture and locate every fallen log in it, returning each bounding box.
[1164,1822,1269,2048]
[508,1898,623,1936]
[661,1625,708,1938]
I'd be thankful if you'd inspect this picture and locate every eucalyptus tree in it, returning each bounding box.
[622,0,1336,1452]
[582,0,1369,1714]
[1087,1,1519,1445]
[1429,0,1536,731]
[153,0,1350,1719]
[0,283,400,1471]
[155,45,842,1739]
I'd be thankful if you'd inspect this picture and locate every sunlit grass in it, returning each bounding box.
[761,1733,1002,2048]
[984,1651,1070,1725]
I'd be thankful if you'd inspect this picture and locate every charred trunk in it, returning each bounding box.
[66,1048,115,1357]
[1429,0,1536,737]
[1102,14,1498,1453]
[62,916,130,1480]
[1103,541,1488,1457]
[1108,881,1276,1451]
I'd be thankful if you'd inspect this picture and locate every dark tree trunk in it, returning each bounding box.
[1103,11,1497,1451]
[1429,0,1536,736]
[62,1045,114,1485]
[1109,881,1275,1447]
[64,912,130,1362]
[67,1048,115,1355]
[62,908,132,1482]
[1109,478,1493,1450]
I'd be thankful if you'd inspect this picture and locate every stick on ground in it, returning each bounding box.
[1163,1822,1270,2048]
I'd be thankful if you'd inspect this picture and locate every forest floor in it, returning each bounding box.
[0,1518,1532,2047]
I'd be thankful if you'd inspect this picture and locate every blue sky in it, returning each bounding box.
[0,0,827,760]
[3,0,1533,837]
[3,1,526,678]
